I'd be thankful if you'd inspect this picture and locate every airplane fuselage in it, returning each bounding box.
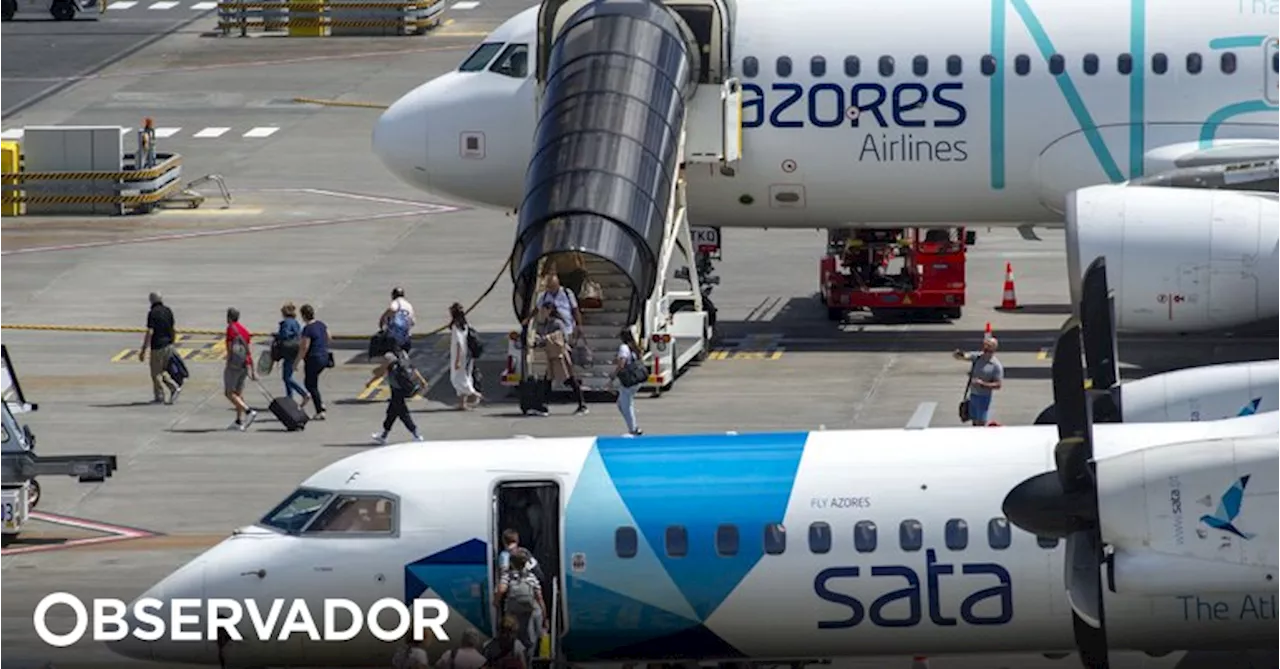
[114,415,1280,666]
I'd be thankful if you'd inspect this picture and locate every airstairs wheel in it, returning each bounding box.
[50,0,76,20]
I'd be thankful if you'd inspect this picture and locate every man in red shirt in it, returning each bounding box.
[223,307,259,431]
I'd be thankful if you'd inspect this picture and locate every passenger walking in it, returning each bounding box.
[371,343,427,445]
[297,304,331,421]
[534,304,588,415]
[435,629,486,669]
[953,337,1004,426]
[381,287,416,352]
[536,273,582,337]
[495,551,547,663]
[273,302,310,406]
[223,307,259,431]
[139,292,179,404]
[448,303,483,410]
[482,616,527,669]
[611,328,644,436]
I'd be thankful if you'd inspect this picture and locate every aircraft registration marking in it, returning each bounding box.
[707,334,785,361]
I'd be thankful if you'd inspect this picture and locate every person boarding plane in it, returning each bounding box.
[372,0,1278,336]
[110,264,1278,668]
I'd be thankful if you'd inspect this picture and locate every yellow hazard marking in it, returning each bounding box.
[706,334,785,361]
[1037,347,1052,360]
[3,323,370,340]
[112,336,227,363]
[357,377,389,401]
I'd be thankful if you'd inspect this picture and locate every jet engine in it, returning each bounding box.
[1065,185,1279,334]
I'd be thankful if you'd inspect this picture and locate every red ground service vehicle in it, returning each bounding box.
[819,227,973,321]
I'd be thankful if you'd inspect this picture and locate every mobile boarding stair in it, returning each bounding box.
[503,0,743,397]
[2,345,118,544]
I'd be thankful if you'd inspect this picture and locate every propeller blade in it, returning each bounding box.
[1065,530,1106,628]
[1050,321,1093,493]
[1079,257,1119,391]
[1072,613,1111,669]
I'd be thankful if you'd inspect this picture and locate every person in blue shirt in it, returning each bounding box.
[297,304,332,420]
[274,302,309,405]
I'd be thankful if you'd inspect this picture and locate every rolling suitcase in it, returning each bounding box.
[254,380,309,431]
[519,376,550,415]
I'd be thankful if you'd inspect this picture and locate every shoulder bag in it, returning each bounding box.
[957,357,980,422]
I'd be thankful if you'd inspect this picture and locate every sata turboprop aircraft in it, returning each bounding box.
[371,0,1279,334]
[110,314,1279,668]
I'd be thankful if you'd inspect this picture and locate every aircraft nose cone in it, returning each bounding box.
[373,94,429,191]
[107,560,211,664]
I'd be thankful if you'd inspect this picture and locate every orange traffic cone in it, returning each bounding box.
[997,262,1020,310]
[984,321,992,338]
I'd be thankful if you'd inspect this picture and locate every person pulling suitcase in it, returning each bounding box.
[252,378,310,431]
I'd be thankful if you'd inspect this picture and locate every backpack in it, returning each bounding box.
[388,309,412,341]
[505,576,537,615]
[388,353,419,394]
[227,333,249,369]
[466,326,484,360]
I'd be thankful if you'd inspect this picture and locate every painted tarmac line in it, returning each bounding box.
[1,534,151,555]
[107,0,137,6]
[30,510,157,536]
[192,126,230,138]
[1,208,459,256]
[451,1,479,7]
[243,126,280,138]
[154,126,182,138]
[190,1,217,7]
[148,1,180,9]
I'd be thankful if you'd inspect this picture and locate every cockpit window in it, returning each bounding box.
[304,494,397,534]
[459,42,504,72]
[489,43,529,78]
[260,488,333,534]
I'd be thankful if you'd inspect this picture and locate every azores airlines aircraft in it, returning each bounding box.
[371,0,1280,334]
[112,324,1279,668]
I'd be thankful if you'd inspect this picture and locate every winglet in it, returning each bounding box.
[905,402,936,430]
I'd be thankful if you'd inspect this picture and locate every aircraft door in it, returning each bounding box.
[492,481,563,658]
[1264,38,1277,106]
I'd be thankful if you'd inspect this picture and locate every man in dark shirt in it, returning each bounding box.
[139,292,180,404]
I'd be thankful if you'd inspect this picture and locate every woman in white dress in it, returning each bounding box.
[448,302,482,410]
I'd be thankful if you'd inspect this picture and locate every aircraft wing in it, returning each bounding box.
[2,345,36,414]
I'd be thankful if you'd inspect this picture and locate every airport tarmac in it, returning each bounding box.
[2,0,1277,667]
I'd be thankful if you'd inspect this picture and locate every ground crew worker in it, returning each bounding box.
[953,337,1003,426]
[139,292,179,404]
[137,118,157,169]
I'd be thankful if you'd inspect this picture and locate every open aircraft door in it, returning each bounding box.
[491,478,564,665]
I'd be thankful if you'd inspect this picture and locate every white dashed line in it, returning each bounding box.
[242,126,280,138]
[190,1,216,8]
[154,127,182,138]
[108,1,138,7]
[148,1,179,8]
[451,1,479,8]
[0,129,24,140]
[192,127,230,138]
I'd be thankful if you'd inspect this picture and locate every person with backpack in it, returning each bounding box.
[482,616,527,669]
[434,629,485,669]
[610,328,645,436]
[223,307,259,431]
[380,287,416,352]
[495,552,546,663]
[273,302,311,407]
[371,343,428,445]
[447,302,484,410]
[390,629,430,669]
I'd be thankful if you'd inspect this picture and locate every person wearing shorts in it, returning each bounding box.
[953,337,1003,426]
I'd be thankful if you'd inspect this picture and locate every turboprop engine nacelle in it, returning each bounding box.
[1065,185,1279,334]
[1097,433,1279,597]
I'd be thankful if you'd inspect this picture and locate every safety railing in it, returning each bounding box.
[216,0,444,36]
[1,152,184,216]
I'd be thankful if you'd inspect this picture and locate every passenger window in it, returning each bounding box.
[304,494,396,534]
[1014,54,1030,75]
[489,43,529,78]
[260,488,334,534]
[946,55,961,76]
[945,519,968,551]
[810,56,826,77]
[742,56,758,79]
[809,522,832,554]
[615,526,638,558]
[1187,52,1202,74]
[878,55,894,77]
[912,55,928,76]
[1117,53,1133,75]
[666,525,688,557]
[1152,53,1168,74]
[1037,535,1060,549]
[716,524,739,557]
[854,520,877,553]
[458,42,504,72]
[1049,54,1064,75]
[1083,53,1099,75]
[987,517,1011,550]
[899,519,923,552]
[1220,52,1237,74]
[980,55,996,76]
[764,523,786,555]
[844,55,861,77]
[776,56,792,78]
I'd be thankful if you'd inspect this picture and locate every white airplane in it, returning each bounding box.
[1034,258,1279,425]
[110,320,1279,668]
[371,0,1280,334]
